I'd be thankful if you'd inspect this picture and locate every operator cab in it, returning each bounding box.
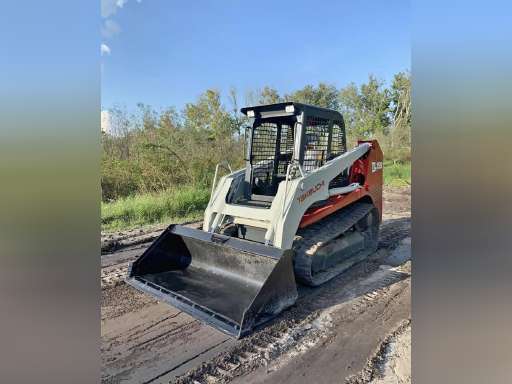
[240,102,348,205]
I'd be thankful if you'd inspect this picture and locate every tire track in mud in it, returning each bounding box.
[101,283,235,383]
[101,245,150,289]
[138,312,184,334]
[132,320,200,350]
[101,221,203,254]
[142,339,232,384]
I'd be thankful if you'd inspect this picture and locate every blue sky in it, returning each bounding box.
[101,0,410,111]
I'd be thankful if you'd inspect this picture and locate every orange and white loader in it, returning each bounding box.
[127,102,383,337]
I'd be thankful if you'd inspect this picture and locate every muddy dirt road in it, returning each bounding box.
[101,186,411,383]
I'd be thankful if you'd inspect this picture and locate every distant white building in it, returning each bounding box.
[101,110,111,133]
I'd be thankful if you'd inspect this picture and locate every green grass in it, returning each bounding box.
[383,161,411,186]
[101,186,210,231]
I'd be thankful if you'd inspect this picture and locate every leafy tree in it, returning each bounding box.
[183,89,235,138]
[339,75,391,142]
[258,86,283,105]
[390,71,411,151]
[286,83,339,110]
[228,87,249,136]
[182,90,243,185]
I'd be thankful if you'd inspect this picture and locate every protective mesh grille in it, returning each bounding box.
[329,120,349,188]
[303,116,330,173]
[277,124,294,175]
[330,121,346,156]
[251,122,278,191]
[249,115,348,194]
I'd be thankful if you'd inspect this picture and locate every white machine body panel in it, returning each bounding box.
[203,143,371,250]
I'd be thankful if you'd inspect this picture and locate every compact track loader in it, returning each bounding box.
[126,103,383,337]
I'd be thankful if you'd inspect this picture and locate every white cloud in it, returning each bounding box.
[101,19,121,38]
[101,0,118,18]
[101,43,111,56]
[101,0,129,18]
[116,0,128,9]
[101,0,143,43]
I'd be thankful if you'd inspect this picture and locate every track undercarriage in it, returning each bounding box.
[293,201,379,286]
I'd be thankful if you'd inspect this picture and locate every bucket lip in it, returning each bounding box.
[170,224,290,260]
[126,274,245,337]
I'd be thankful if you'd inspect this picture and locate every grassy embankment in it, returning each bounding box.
[101,186,210,231]
[101,162,411,231]
[383,161,411,187]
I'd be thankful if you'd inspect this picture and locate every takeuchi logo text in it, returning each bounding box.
[297,180,325,203]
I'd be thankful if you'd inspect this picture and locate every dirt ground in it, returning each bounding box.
[369,323,411,384]
[101,186,411,384]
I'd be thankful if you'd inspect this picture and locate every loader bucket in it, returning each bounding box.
[126,224,298,337]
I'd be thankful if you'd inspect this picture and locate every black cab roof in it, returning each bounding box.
[241,102,343,121]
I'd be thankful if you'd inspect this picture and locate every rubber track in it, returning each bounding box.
[293,202,377,286]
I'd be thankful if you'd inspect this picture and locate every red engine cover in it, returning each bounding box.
[299,139,383,228]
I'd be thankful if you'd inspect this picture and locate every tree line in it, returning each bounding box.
[102,72,410,201]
